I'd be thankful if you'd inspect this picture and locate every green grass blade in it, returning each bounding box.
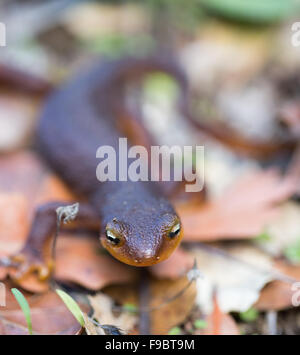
[11,288,33,335]
[56,289,84,327]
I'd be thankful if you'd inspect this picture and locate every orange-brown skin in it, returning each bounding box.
[101,226,183,267]
[37,58,186,267]
[9,58,186,277]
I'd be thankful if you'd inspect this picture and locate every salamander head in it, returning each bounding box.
[100,197,183,267]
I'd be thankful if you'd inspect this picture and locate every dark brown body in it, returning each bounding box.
[37,58,184,266]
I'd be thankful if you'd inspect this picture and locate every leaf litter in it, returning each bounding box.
[1,1,300,335]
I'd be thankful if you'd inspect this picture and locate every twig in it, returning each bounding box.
[146,259,201,313]
[115,260,202,314]
[139,268,151,335]
[266,311,278,335]
[53,203,79,261]
[88,318,124,335]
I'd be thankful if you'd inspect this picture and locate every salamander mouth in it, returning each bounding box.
[100,229,183,267]
[106,252,166,267]
[100,237,164,266]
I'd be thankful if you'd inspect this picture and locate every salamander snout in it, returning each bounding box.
[100,214,183,267]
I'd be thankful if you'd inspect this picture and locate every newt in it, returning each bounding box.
[8,56,295,281]
[11,57,186,280]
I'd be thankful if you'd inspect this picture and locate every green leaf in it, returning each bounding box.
[255,230,271,243]
[123,303,138,314]
[144,73,179,99]
[56,290,84,327]
[168,326,182,335]
[83,34,155,58]
[11,288,33,335]
[284,240,300,264]
[201,0,298,24]
[194,319,208,329]
[239,308,259,322]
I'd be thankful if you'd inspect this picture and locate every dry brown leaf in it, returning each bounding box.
[0,152,46,204]
[0,152,137,292]
[34,174,75,205]
[192,293,240,335]
[0,91,40,152]
[0,193,30,281]
[255,281,294,311]
[55,235,138,291]
[255,260,300,311]
[7,234,138,293]
[88,293,137,334]
[149,247,194,279]
[198,298,240,335]
[0,193,29,257]
[191,243,273,313]
[0,151,74,217]
[179,169,299,241]
[0,282,85,335]
[0,152,74,291]
[150,276,196,334]
[202,313,240,335]
[181,23,270,91]
[280,102,300,138]
[64,3,149,39]
[104,276,196,335]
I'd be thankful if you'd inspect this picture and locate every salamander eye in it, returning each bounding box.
[106,230,121,246]
[168,223,181,239]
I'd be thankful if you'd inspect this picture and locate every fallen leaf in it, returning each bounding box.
[191,243,273,313]
[34,174,75,205]
[0,152,74,290]
[200,312,240,335]
[196,294,240,335]
[88,293,137,334]
[280,101,300,138]
[0,91,40,152]
[150,276,196,334]
[255,202,300,257]
[0,151,74,217]
[0,282,86,335]
[255,281,293,311]
[255,260,300,311]
[0,193,29,257]
[55,235,138,291]
[7,234,138,293]
[179,169,299,241]
[63,3,149,39]
[0,151,46,203]
[180,20,271,89]
[104,275,196,335]
[149,247,194,279]
[0,152,137,292]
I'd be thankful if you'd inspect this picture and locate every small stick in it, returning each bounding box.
[266,311,278,335]
[53,203,79,261]
[138,268,151,335]
[116,260,202,314]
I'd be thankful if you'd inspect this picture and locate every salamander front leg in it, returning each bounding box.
[10,201,99,282]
